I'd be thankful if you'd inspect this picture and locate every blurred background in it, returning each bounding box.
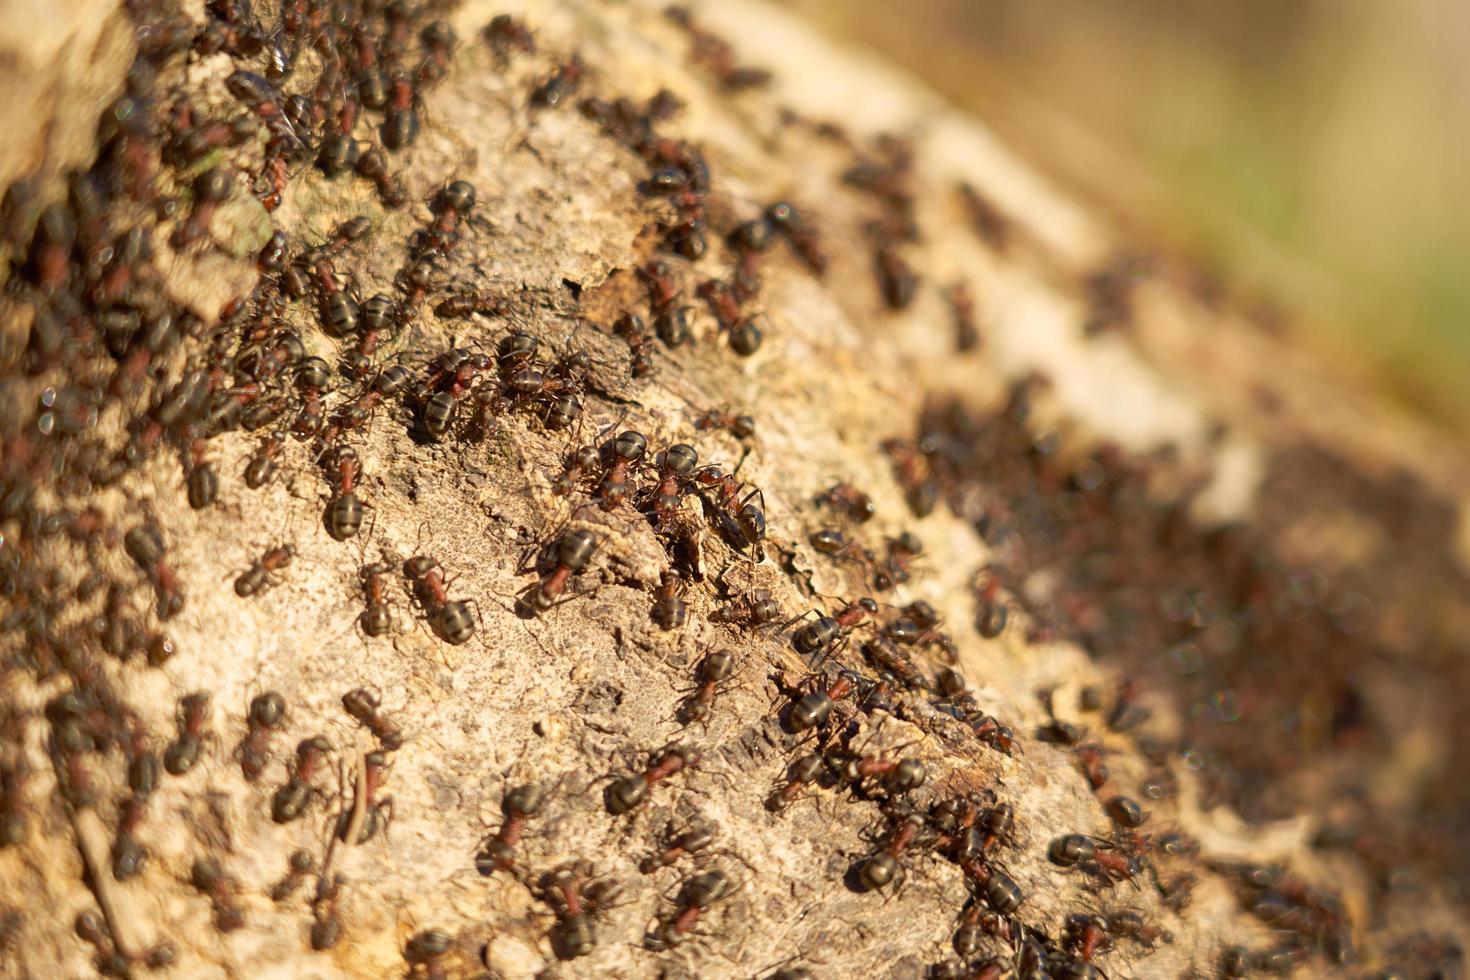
[779,0,1470,431]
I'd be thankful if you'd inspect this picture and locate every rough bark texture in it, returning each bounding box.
[2,1,1469,979]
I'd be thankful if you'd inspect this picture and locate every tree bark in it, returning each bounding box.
[2,1,1468,978]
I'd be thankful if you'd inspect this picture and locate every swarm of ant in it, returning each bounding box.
[0,0,1464,977]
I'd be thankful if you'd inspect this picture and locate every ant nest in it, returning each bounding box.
[0,0,1465,978]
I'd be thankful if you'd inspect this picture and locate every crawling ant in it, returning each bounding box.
[679,649,735,725]
[651,571,688,630]
[553,445,601,496]
[524,528,598,613]
[974,567,1009,639]
[644,443,698,520]
[809,527,875,577]
[1076,744,1109,790]
[335,749,392,843]
[947,281,980,352]
[405,928,453,980]
[476,783,543,877]
[612,313,655,378]
[859,812,928,890]
[537,862,623,959]
[606,744,697,814]
[323,446,367,541]
[831,752,927,795]
[1065,914,1114,962]
[123,521,185,619]
[270,849,316,902]
[435,292,504,318]
[234,543,297,597]
[191,857,244,932]
[310,873,345,950]
[765,201,825,275]
[641,820,716,872]
[783,670,858,734]
[880,437,939,518]
[712,586,779,631]
[341,688,403,751]
[872,531,923,592]
[785,597,877,661]
[112,797,148,880]
[817,482,874,524]
[596,430,647,508]
[1049,834,1141,883]
[171,167,233,249]
[649,868,734,949]
[768,753,823,812]
[692,466,766,553]
[272,735,331,823]
[404,554,477,645]
[164,692,210,775]
[384,74,421,149]
[185,441,217,509]
[238,691,285,781]
[531,56,584,109]
[485,14,535,61]
[357,563,395,638]
[694,408,755,442]
[356,146,408,208]
[244,436,281,488]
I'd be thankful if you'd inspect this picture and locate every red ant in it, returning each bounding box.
[476,784,543,877]
[678,649,735,725]
[606,745,697,814]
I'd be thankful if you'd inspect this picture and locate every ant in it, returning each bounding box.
[816,482,875,524]
[678,649,735,725]
[356,145,408,208]
[809,527,875,577]
[123,521,185,619]
[234,543,297,597]
[975,567,1009,639]
[238,691,286,781]
[693,408,755,443]
[640,820,716,872]
[170,168,233,249]
[164,692,210,775]
[946,281,980,352]
[270,849,316,902]
[606,745,697,814]
[784,597,877,662]
[524,528,599,613]
[476,783,544,877]
[244,436,281,488]
[648,869,734,949]
[357,562,396,639]
[404,929,453,980]
[404,555,477,645]
[767,753,823,812]
[612,313,654,378]
[191,857,245,932]
[530,56,585,109]
[324,445,368,541]
[880,437,940,517]
[553,445,601,496]
[536,862,623,959]
[485,14,535,62]
[830,752,926,796]
[1049,834,1141,884]
[651,571,688,630]
[596,430,647,508]
[644,443,699,520]
[873,531,922,591]
[692,466,766,553]
[782,670,858,735]
[765,201,826,275]
[341,688,403,751]
[335,749,392,843]
[272,735,331,823]
[858,812,929,890]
